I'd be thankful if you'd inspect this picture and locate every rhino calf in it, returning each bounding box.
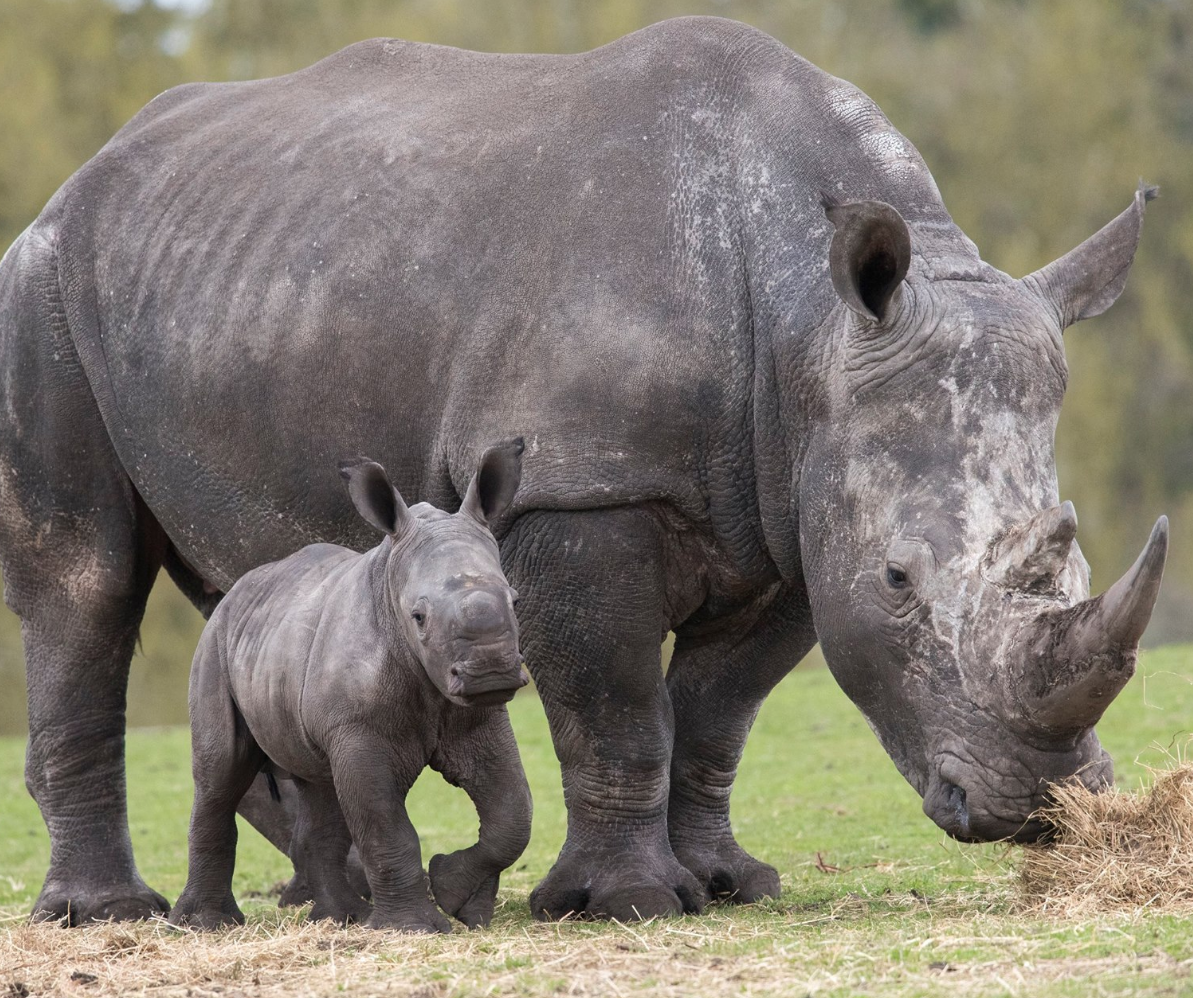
[169,442,531,933]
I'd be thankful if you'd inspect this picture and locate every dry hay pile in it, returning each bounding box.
[1019,762,1193,915]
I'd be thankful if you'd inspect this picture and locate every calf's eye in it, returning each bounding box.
[412,609,426,626]
[885,565,909,589]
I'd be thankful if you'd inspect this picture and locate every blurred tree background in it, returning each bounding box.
[0,0,1189,734]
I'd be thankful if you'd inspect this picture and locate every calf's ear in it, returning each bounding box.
[1023,182,1156,329]
[340,460,413,537]
[462,438,524,526]
[823,196,911,323]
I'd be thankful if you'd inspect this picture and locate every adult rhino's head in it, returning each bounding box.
[799,185,1167,842]
[341,442,528,707]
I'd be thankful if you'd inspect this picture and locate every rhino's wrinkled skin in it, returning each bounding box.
[170,446,531,932]
[0,17,1167,924]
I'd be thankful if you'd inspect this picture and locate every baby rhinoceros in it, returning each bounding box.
[169,442,531,933]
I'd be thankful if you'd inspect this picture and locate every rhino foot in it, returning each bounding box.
[32,875,170,926]
[428,851,499,929]
[308,896,371,926]
[282,848,369,909]
[365,902,452,934]
[168,891,244,930]
[529,849,706,922]
[278,873,313,908]
[672,841,781,905]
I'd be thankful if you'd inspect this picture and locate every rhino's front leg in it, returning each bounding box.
[666,582,817,903]
[328,736,451,934]
[428,705,531,928]
[504,509,705,922]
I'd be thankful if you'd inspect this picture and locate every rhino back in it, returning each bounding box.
[37,17,966,589]
[213,542,394,770]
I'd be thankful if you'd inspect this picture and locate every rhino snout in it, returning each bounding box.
[922,747,1114,844]
[453,589,515,639]
[446,653,528,705]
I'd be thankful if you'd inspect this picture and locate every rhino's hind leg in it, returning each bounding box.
[665,583,817,904]
[13,534,170,926]
[235,773,306,903]
[505,509,705,922]
[0,227,169,924]
[233,774,371,908]
[289,779,370,925]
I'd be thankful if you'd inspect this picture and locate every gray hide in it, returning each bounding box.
[170,445,530,932]
[0,17,1166,923]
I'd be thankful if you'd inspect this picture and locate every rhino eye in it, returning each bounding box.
[411,609,426,626]
[885,564,909,589]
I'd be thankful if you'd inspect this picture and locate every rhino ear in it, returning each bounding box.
[462,438,524,526]
[1024,183,1156,329]
[340,460,413,537]
[823,196,912,323]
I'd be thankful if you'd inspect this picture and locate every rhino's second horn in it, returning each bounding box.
[986,501,1079,590]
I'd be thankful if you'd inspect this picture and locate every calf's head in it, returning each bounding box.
[341,441,527,707]
[800,187,1168,841]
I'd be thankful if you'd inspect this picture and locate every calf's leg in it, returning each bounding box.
[235,775,309,905]
[235,776,371,907]
[429,704,531,928]
[289,779,370,924]
[170,642,263,929]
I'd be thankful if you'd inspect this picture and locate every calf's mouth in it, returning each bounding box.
[446,657,529,706]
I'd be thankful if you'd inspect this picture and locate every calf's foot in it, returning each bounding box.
[366,902,452,934]
[429,851,499,929]
[308,895,371,926]
[278,873,313,908]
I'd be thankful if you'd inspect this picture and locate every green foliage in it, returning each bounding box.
[0,0,1189,724]
[0,0,189,244]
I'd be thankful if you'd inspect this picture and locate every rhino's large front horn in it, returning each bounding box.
[1012,516,1168,733]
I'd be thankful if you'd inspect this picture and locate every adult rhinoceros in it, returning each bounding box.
[0,16,1167,924]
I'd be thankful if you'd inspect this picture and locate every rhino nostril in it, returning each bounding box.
[945,783,969,831]
[449,665,462,678]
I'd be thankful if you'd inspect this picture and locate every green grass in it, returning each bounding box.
[2,646,1193,997]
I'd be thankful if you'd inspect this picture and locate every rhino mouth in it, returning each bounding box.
[923,779,1051,844]
[446,660,529,706]
[922,747,1113,844]
[451,687,520,707]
